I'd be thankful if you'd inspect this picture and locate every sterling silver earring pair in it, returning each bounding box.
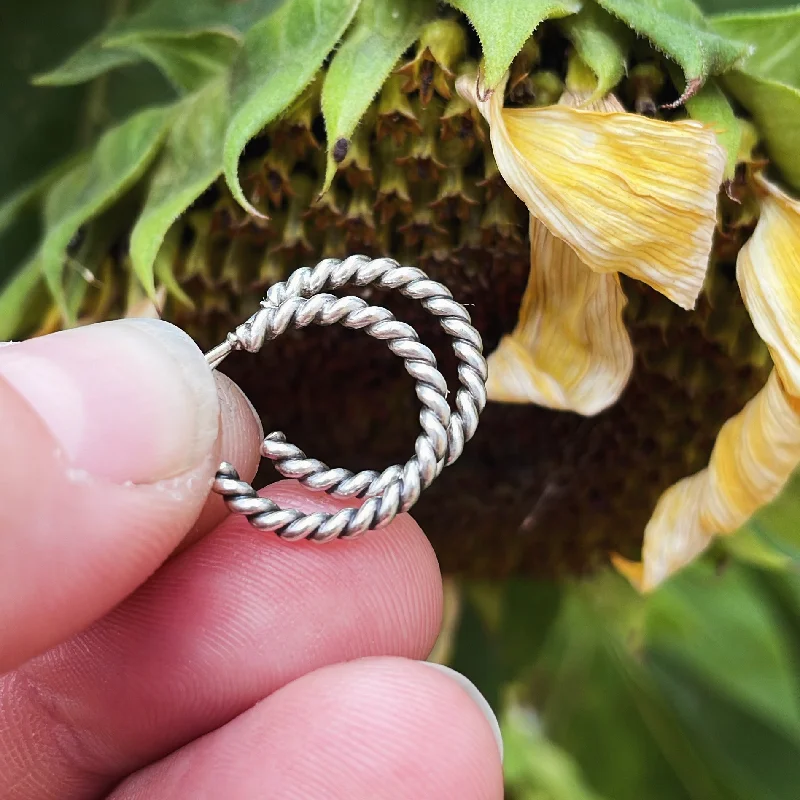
[205,254,487,544]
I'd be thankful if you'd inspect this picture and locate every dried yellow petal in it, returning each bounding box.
[623,177,800,590]
[737,176,800,396]
[487,218,633,414]
[631,471,713,592]
[487,89,633,414]
[702,371,800,532]
[633,372,800,591]
[456,73,726,309]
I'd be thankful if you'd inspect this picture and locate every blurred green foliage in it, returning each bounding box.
[448,480,800,799]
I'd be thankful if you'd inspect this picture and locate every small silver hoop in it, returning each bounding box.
[205,254,487,542]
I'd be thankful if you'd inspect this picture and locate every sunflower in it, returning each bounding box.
[2,0,799,588]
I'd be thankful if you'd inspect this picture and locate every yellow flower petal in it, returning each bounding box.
[635,372,800,591]
[639,471,714,592]
[623,177,800,591]
[610,553,645,592]
[456,73,726,309]
[702,371,800,532]
[558,89,625,114]
[737,176,800,396]
[487,217,633,415]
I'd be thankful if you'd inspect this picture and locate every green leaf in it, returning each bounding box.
[539,587,723,800]
[708,6,800,192]
[447,579,563,713]
[710,7,800,88]
[649,651,800,800]
[40,32,236,97]
[595,0,750,85]
[724,527,795,571]
[645,560,800,736]
[497,579,563,681]
[39,106,173,316]
[0,155,84,283]
[223,0,360,216]
[560,2,630,97]
[1,0,129,200]
[0,257,45,341]
[722,69,800,191]
[503,703,609,800]
[33,34,141,86]
[123,32,238,93]
[448,591,506,712]
[680,75,742,178]
[698,0,800,11]
[745,470,800,563]
[154,225,195,309]
[130,79,226,294]
[35,0,286,87]
[106,0,287,45]
[2,0,175,290]
[320,0,430,193]
[447,0,582,89]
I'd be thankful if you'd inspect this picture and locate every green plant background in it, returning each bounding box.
[2,1,800,796]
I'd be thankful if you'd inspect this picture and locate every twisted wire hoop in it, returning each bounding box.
[205,254,487,542]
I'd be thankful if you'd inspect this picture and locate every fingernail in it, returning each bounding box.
[421,662,504,762]
[0,319,219,484]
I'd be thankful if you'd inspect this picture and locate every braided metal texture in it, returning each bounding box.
[207,254,487,542]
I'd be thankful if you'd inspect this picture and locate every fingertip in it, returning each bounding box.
[420,661,504,762]
[112,657,505,800]
[0,319,219,485]
[181,372,263,549]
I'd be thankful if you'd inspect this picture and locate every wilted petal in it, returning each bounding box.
[558,89,626,114]
[702,371,800,532]
[487,217,633,415]
[622,177,800,590]
[737,175,800,396]
[616,471,714,592]
[630,372,800,590]
[456,73,726,309]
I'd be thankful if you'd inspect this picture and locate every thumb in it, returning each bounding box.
[0,319,255,672]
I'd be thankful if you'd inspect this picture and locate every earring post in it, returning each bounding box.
[205,340,234,369]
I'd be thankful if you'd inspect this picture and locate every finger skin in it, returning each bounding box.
[0,373,216,673]
[0,484,442,800]
[112,657,504,800]
[181,372,263,551]
[0,368,259,675]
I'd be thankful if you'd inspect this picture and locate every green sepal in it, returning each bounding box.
[446,0,582,90]
[560,2,630,98]
[674,71,742,180]
[0,256,45,340]
[320,0,431,195]
[38,106,174,318]
[223,0,360,217]
[130,79,227,297]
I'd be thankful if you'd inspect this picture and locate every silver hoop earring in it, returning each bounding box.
[205,254,487,543]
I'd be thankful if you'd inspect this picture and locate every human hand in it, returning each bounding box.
[0,319,503,799]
